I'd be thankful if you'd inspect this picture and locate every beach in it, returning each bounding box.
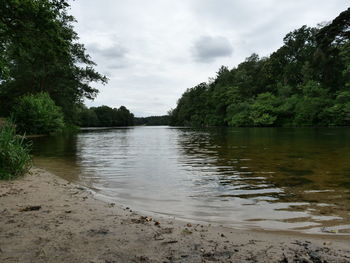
[0,168,349,263]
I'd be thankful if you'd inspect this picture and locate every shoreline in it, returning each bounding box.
[0,168,349,262]
[93,189,350,241]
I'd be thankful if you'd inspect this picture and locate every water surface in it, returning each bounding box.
[32,126,350,234]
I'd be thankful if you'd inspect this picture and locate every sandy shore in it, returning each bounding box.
[0,168,349,263]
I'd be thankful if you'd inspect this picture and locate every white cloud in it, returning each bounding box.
[192,36,233,62]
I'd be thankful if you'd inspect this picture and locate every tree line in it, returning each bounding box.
[170,8,350,127]
[134,115,170,126]
[79,110,170,127]
[78,105,134,127]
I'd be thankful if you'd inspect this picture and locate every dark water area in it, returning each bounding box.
[31,126,350,234]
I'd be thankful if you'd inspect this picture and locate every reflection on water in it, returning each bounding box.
[32,127,350,234]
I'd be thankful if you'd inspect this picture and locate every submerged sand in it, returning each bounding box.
[0,168,349,263]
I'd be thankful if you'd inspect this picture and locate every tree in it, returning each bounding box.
[78,105,134,127]
[314,8,350,90]
[170,8,350,128]
[12,92,65,134]
[249,93,280,126]
[134,115,170,126]
[78,106,98,127]
[0,0,107,122]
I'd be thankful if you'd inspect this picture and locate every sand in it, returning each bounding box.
[0,168,349,263]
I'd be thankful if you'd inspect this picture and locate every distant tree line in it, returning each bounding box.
[170,8,350,127]
[134,115,170,126]
[78,105,134,127]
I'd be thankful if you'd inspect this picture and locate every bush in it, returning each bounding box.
[250,93,280,126]
[226,102,253,127]
[324,91,350,126]
[0,120,32,180]
[13,93,65,134]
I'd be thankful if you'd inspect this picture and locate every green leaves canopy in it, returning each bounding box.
[0,0,107,122]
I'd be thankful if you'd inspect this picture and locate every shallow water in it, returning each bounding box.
[32,126,350,234]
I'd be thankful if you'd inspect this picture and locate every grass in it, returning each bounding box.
[0,120,32,180]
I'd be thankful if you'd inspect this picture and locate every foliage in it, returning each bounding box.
[134,115,170,126]
[0,120,31,180]
[249,93,280,126]
[0,0,107,122]
[78,106,98,127]
[78,105,134,127]
[13,92,64,134]
[170,8,350,127]
[226,102,252,127]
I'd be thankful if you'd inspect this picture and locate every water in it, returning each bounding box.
[32,126,350,234]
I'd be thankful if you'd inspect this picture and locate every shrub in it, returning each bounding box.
[324,91,350,126]
[226,102,253,127]
[0,120,32,180]
[13,93,65,134]
[249,92,280,127]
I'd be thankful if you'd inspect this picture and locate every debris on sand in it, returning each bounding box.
[131,216,154,224]
[87,228,109,236]
[19,205,41,212]
[181,228,192,235]
[162,240,178,244]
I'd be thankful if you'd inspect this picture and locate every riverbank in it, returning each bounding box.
[0,168,349,263]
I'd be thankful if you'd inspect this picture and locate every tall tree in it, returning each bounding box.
[315,8,350,90]
[170,8,350,127]
[0,0,107,121]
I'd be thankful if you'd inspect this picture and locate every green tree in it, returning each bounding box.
[93,106,114,127]
[315,8,350,90]
[325,91,350,126]
[79,105,134,127]
[293,81,331,126]
[13,92,64,134]
[249,93,280,126]
[226,101,252,127]
[0,0,107,121]
[170,8,349,128]
[134,115,170,126]
[171,83,209,126]
[78,106,98,127]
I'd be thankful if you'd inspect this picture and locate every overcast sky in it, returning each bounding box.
[69,0,349,117]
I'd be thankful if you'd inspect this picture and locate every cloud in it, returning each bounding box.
[88,43,128,59]
[192,36,233,63]
[86,42,129,71]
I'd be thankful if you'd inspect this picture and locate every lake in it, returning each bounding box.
[32,126,350,234]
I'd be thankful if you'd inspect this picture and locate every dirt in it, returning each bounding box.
[0,168,349,263]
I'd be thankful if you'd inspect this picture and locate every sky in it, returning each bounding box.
[69,0,349,117]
